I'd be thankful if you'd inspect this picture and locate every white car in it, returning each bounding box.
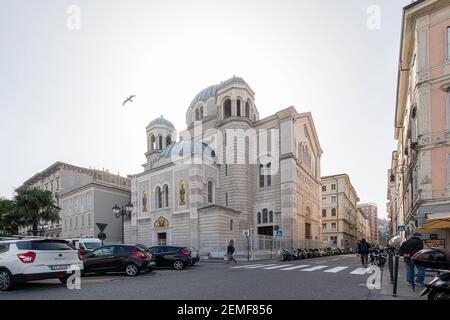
[0,238,84,291]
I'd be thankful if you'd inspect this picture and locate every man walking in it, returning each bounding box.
[400,233,426,286]
[357,239,371,268]
[226,240,237,264]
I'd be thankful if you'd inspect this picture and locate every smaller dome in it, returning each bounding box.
[147,116,175,130]
[160,141,215,159]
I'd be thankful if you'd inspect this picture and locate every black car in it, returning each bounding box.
[82,244,155,276]
[149,246,192,270]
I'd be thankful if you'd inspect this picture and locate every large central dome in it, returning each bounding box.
[189,75,248,108]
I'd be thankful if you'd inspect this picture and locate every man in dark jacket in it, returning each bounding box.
[226,240,237,264]
[357,239,371,268]
[400,233,426,286]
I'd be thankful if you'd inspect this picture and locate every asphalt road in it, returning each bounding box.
[0,254,392,300]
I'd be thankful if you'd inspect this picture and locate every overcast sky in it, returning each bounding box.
[0,0,412,217]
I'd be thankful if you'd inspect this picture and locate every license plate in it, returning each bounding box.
[51,264,69,271]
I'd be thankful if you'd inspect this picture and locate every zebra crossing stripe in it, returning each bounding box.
[262,264,293,270]
[280,265,310,271]
[350,267,370,275]
[230,264,264,269]
[324,266,349,273]
[300,265,328,271]
[245,264,278,269]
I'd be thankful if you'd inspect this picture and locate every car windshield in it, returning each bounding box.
[136,244,149,251]
[17,240,73,251]
[83,242,102,250]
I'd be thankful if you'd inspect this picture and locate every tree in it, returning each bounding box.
[13,188,60,236]
[0,198,18,236]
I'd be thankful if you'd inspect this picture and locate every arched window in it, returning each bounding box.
[253,114,256,122]
[322,209,327,218]
[158,135,163,149]
[245,102,250,118]
[257,212,261,224]
[200,106,203,118]
[166,135,172,146]
[263,209,268,223]
[298,143,302,161]
[195,109,199,121]
[207,180,214,204]
[156,187,162,209]
[142,191,148,212]
[230,219,233,231]
[237,100,241,116]
[163,184,169,208]
[179,180,186,205]
[331,208,337,217]
[269,211,273,223]
[266,163,272,187]
[259,164,264,188]
[223,99,232,119]
[150,135,156,151]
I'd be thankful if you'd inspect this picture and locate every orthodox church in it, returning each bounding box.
[124,76,323,256]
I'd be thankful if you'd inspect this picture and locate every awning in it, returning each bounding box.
[417,216,450,232]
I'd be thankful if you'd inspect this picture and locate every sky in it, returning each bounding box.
[0,0,413,218]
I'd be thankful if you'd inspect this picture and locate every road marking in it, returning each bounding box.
[245,264,278,269]
[280,265,310,271]
[262,264,293,270]
[300,265,328,271]
[324,266,349,273]
[230,264,264,269]
[350,267,370,275]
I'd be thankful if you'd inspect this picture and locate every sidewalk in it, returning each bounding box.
[380,259,432,300]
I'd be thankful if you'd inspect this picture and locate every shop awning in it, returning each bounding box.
[417,213,450,232]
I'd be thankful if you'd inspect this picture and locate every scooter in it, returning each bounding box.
[420,272,450,300]
[412,247,450,300]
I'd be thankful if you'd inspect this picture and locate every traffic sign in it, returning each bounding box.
[397,225,406,232]
[276,230,282,237]
[96,223,108,233]
[98,233,106,241]
[242,230,250,237]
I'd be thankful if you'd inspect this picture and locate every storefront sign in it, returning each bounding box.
[423,239,445,248]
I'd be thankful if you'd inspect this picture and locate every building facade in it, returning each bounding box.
[356,208,370,242]
[358,203,379,244]
[60,182,130,243]
[125,76,324,256]
[20,162,131,238]
[387,0,450,249]
[321,174,359,250]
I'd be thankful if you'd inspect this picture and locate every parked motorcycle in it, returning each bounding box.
[369,248,386,267]
[412,247,450,300]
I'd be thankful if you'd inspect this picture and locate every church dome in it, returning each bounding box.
[160,140,215,159]
[189,75,249,108]
[147,116,175,130]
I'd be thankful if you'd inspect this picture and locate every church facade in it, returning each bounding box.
[124,76,323,256]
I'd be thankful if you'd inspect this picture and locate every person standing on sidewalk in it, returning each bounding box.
[226,240,237,264]
[357,239,371,268]
[400,233,426,287]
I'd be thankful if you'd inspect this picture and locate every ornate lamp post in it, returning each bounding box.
[112,200,133,244]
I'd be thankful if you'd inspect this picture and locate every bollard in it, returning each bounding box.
[392,254,399,297]
[388,250,394,284]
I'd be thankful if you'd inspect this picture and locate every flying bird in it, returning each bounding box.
[122,95,135,106]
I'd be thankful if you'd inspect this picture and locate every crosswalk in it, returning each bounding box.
[230,263,371,276]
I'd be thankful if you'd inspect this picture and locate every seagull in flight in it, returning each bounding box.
[123,95,135,106]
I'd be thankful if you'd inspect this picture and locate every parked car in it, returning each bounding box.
[82,244,155,276]
[148,246,192,270]
[0,238,83,291]
[66,237,102,255]
[188,246,200,265]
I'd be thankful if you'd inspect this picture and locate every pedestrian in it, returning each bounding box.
[400,233,426,287]
[226,240,237,264]
[357,238,371,268]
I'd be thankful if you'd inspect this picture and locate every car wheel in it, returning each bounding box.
[173,260,184,270]
[125,263,140,276]
[0,269,15,291]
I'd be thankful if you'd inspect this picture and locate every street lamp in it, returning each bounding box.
[112,200,133,244]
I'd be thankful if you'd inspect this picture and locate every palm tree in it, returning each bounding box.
[0,198,18,236]
[13,188,60,236]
